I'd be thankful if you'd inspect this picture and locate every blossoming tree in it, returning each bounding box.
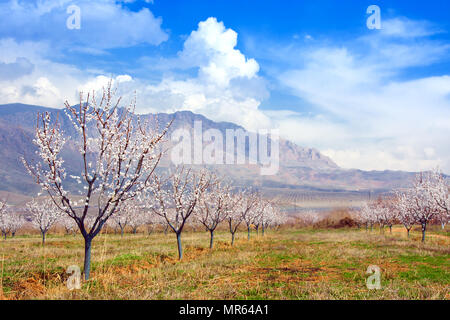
[194,176,232,249]
[28,198,62,245]
[23,82,170,279]
[147,166,212,259]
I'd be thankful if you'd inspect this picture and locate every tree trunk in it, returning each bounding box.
[42,232,46,246]
[120,228,124,238]
[407,228,410,238]
[262,225,265,236]
[176,232,183,260]
[2,232,6,240]
[231,232,235,246]
[209,230,214,249]
[247,227,250,240]
[83,237,93,280]
[421,223,427,243]
[389,225,392,233]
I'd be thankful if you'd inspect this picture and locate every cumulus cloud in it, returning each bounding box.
[132,17,270,131]
[77,74,133,94]
[0,57,34,81]
[179,17,260,86]
[0,0,168,50]
[0,38,93,107]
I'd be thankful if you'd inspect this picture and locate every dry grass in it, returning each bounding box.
[0,226,448,300]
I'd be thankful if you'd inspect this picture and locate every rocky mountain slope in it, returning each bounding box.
[0,103,415,196]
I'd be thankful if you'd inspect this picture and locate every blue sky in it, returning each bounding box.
[0,0,449,172]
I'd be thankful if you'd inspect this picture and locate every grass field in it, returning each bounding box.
[0,226,448,300]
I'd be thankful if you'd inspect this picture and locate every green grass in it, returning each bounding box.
[0,227,448,300]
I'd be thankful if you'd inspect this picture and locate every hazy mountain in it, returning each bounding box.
[0,103,415,196]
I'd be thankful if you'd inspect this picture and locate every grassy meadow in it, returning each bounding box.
[0,226,448,300]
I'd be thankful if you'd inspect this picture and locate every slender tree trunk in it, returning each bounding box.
[120,228,124,238]
[262,225,265,236]
[12,232,16,238]
[256,226,259,235]
[84,237,93,280]
[247,226,250,240]
[42,232,46,246]
[389,225,392,233]
[2,232,6,240]
[209,230,214,249]
[421,223,427,243]
[231,232,235,246]
[176,232,183,260]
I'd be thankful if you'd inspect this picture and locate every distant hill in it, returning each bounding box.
[0,103,415,198]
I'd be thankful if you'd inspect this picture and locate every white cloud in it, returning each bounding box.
[0,0,168,50]
[380,18,440,38]
[3,17,270,133]
[277,18,450,172]
[0,57,34,81]
[132,17,270,131]
[179,17,260,86]
[77,74,133,94]
[0,38,95,107]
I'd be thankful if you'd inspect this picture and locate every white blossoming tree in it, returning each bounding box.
[128,202,147,234]
[147,166,212,260]
[408,171,442,242]
[428,168,449,229]
[61,216,78,235]
[9,212,25,238]
[298,209,322,227]
[0,203,25,239]
[252,199,270,235]
[111,203,134,237]
[22,83,170,279]
[28,198,62,245]
[0,200,10,240]
[194,177,232,249]
[226,193,246,246]
[238,190,260,240]
[374,197,397,233]
[257,202,281,235]
[395,191,416,238]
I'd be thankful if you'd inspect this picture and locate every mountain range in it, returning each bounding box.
[0,103,416,200]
